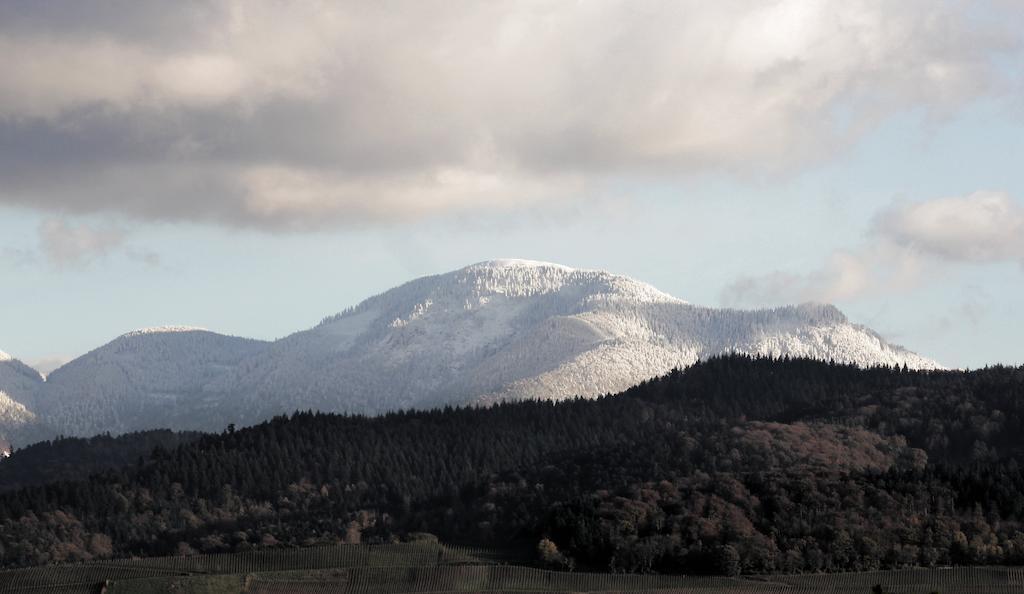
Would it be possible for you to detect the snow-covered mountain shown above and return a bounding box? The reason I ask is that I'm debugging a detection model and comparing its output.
[204,259,937,426]
[0,350,50,447]
[0,350,42,405]
[36,328,268,437]
[6,260,940,439]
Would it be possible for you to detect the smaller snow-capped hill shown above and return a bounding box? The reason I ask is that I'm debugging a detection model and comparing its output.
[0,351,53,446]
[0,351,43,409]
[37,328,268,436]
[0,350,43,395]
[207,260,939,423]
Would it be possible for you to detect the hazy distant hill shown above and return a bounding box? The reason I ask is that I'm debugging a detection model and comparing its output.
[35,328,267,437]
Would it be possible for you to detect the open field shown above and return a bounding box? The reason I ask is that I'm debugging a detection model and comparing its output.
[110,565,1024,594]
[0,543,1021,593]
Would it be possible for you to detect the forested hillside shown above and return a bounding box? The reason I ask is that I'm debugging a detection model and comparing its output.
[1,356,1022,575]
[0,430,203,491]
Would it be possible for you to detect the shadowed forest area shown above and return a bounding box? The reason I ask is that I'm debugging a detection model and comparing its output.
[1,356,1023,576]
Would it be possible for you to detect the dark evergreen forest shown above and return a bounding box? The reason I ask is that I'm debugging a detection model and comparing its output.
[1,356,1023,576]
[0,430,202,492]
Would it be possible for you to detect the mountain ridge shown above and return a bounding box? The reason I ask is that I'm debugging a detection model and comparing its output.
[0,260,940,442]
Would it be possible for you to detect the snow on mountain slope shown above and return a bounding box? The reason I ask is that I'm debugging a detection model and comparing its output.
[16,260,941,439]
[0,350,43,407]
[37,329,267,436]
[476,301,936,404]
[207,260,939,425]
[0,391,37,433]
[0,351,52,446]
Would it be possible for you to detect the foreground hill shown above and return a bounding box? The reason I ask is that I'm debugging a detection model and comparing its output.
[1,356,1021,575]
[2,260,940,439]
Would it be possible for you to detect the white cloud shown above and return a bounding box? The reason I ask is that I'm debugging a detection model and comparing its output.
[34,218,160,268]
[234,165,584,226]
[0,1,1019,228]
[721,248,913,307]
[872,191,1024,262]
[721,191,1023,307]
[37,218,127,267]
[0,3,334,118]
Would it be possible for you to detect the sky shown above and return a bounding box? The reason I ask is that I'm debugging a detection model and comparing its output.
[1,0,1023,371]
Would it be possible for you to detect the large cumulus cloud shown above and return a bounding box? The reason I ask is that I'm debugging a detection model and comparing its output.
[0,0,1019,229]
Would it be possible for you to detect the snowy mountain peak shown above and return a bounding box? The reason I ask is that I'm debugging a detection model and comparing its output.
[318,260,684,331]
[248,260,938,424]
[468,259,576,271]
[0,350,11,363]
[445,260,684,304]
[120,326,209,339]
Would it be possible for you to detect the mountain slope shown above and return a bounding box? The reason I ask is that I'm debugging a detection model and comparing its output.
[209,260,938,424]
[0,351,49,448]
[36,328,267,436]
[18,260,939,438]
[1,357,1021,572]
